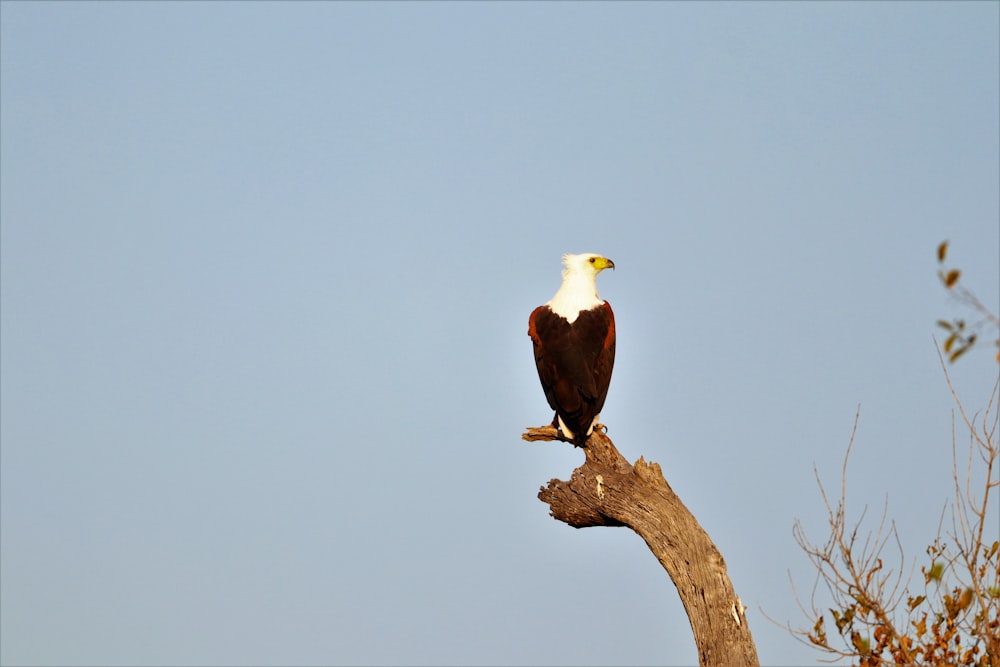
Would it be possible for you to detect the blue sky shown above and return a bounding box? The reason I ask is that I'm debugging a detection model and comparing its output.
[1,2,998,665]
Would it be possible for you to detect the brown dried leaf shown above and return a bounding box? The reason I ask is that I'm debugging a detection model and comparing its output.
[938,240,948,262]
[957,588,973,611]
[944,269,961,288]
[809,615,827,646]
[915,614,927,637]
[950,344,970,363]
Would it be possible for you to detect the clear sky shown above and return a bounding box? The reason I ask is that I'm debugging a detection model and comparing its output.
[1,2,998,665]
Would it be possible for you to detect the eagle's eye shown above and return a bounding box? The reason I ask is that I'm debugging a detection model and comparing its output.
[589,257,596,263]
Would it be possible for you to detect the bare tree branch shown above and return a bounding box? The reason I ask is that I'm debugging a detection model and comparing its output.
[524,425,759,667]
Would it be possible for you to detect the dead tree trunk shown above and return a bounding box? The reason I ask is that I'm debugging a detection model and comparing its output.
[524,425,759,667]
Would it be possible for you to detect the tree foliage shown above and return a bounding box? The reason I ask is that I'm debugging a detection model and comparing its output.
[783,242,1000,665]
[936,241,1000,364]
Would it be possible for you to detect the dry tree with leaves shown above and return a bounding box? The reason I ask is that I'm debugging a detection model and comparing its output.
[779,242,1000,666]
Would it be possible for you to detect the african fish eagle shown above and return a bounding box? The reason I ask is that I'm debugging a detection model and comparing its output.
[528,253,616,445]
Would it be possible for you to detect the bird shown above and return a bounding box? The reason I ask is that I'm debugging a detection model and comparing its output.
[528,253,616,445]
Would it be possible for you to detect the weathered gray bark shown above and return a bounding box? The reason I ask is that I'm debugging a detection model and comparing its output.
[524,425,759,667]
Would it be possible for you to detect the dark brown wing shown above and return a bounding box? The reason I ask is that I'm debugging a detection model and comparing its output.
[575,301,616,418]
[528,303,615,441]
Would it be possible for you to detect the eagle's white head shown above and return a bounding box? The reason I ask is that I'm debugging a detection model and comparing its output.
[547,252,615,322]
